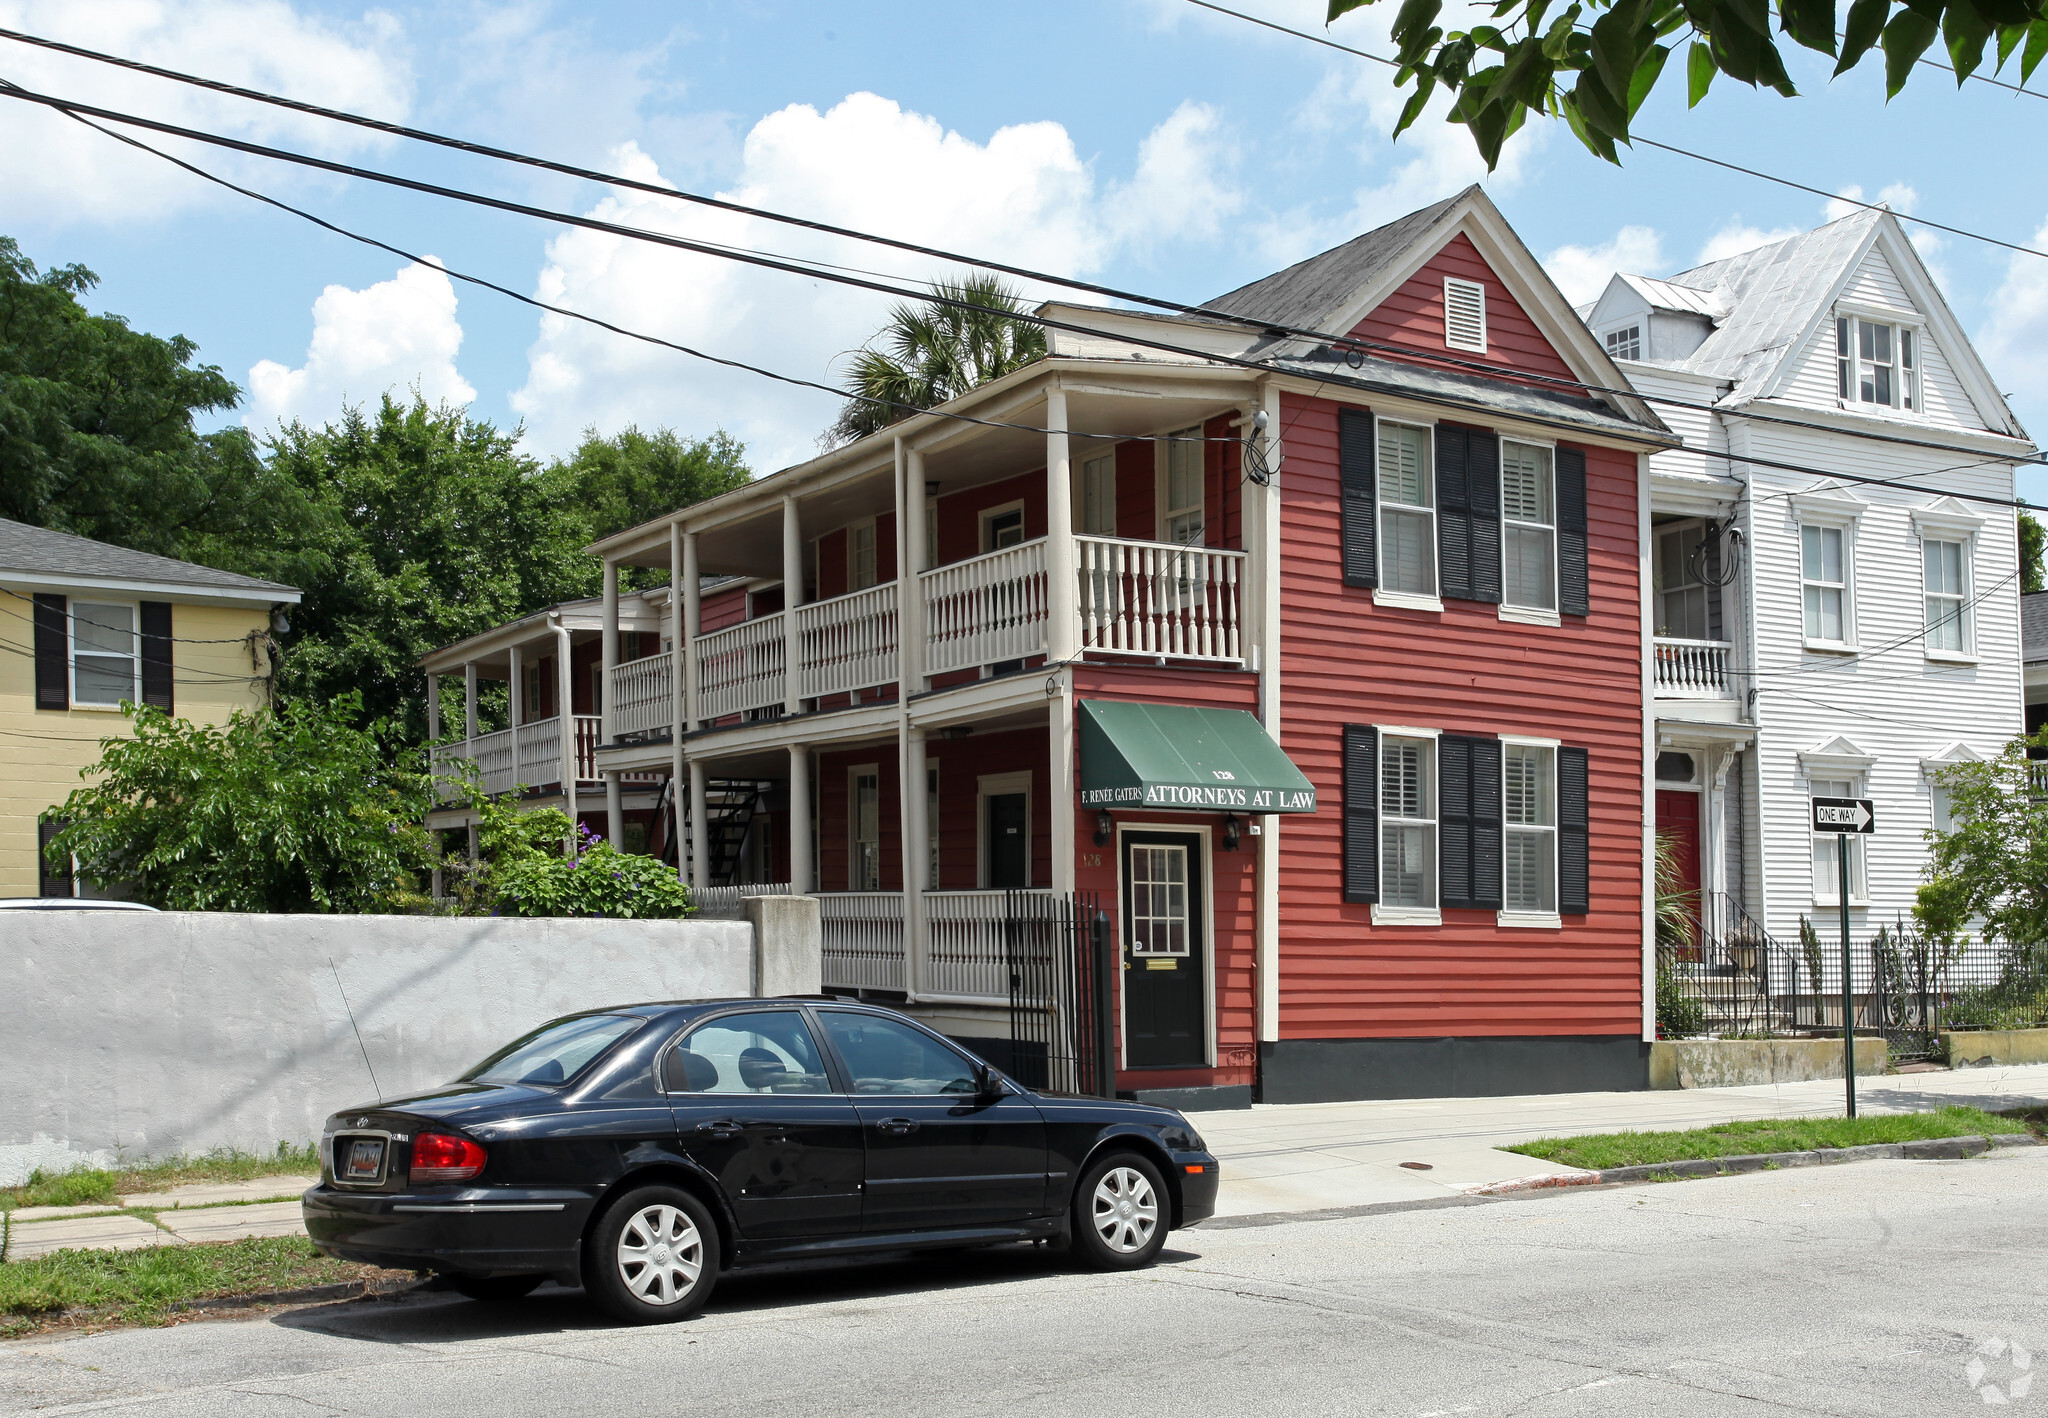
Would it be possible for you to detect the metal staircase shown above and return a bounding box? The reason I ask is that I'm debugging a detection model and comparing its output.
[656,778,775,887]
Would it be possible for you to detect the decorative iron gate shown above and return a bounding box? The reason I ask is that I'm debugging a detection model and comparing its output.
[1002,890,1115,1097]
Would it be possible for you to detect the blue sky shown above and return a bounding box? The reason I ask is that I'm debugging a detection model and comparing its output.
[3,0,2045,500]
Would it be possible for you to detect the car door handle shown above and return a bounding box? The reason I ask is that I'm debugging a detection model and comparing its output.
[695,1120,744,1141]
[876,1118,920,1136]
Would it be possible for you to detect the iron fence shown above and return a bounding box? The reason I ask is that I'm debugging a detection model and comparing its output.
[1659,929,2048,1059]
[1002,890,1114,1098]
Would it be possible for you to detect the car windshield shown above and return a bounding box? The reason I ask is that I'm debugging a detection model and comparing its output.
[461,1014,644,1087]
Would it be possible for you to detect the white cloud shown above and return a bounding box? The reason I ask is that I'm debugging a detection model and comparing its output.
[510,95,1243,470]
[0,0,410,225]
[1825,182,1920,223]
[1975,215,2048,425]
[1543,225,1666,308]
[1695,220,1805,266]
[247,259,474,429]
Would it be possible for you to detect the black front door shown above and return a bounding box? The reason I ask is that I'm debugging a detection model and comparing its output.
[664,1008,865,1240]
[986,792,1028,889]
[813,1009,1048,1231]
[1121,831,1207,1068]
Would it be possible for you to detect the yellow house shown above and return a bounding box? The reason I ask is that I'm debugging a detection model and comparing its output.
[0,517,302,899]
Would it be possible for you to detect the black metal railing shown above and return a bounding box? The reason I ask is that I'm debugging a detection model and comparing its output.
[1001,889,1114,1097]
[1659,928,2048,1059]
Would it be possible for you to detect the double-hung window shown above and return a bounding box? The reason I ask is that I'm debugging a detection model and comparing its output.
[1503,744,1557,913]
[1380,735,1437,909]
[1377,421,1435,596]
[1801,524,1848,644]
[1923,538,1970,653]
[1810,777,1867,904]
[1655,525,1710,639]
[1161,428,1204,546]
[1080,452,1117,536]
[851,768,881,891]
[849,521,878,592]
[1500,441,1556,611]
[1836,315,1919,413]
[70,602,138,707]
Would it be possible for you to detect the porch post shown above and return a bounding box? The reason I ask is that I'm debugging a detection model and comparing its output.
[1049,681,1075,897]
[1254,380,1284,1045]
[600,559,619,744]
[782,497,804,717]
[669,521,687,884]
[507,643,523,795]
[555,618,577,845]
[788,744,813,894]
[902,721,928,998]
[463,662,478,744]
[605,772,624,849]
[681,529,701,731]
[901,440,927,694]
[1044,382,1078,664]
[426,671,443,900]
[689,758,711,891]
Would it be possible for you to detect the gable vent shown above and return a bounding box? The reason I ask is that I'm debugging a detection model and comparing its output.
[1443,276,1488,353]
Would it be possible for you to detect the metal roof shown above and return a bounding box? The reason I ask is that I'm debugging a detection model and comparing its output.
[1616,273,1729,319]
[0,516,298,597]
[2024,590,2048,664]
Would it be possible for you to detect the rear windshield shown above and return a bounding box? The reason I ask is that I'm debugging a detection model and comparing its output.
[461,1014,644,1087]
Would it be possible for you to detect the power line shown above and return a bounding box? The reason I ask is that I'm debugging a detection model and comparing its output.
[1184,0,2048,264]
[0,585,275,645]
[11,74,2039,513]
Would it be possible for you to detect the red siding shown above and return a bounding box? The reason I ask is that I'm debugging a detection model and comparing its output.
[1352,233,1576,385]
[699,585,748,633]
[1274,390,1643,1041]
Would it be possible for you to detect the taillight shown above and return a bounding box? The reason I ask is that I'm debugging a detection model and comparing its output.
[410,1132,487,1183]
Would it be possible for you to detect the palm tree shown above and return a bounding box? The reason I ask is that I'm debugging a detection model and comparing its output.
[829,273,1046,444]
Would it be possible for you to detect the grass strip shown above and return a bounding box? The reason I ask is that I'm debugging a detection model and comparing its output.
[1505,1105,2032,1172]
[0,1144,320,1211]
[0,1235,390,1338]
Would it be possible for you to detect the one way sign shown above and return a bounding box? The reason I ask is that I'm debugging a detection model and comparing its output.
[1811,796,1875,834]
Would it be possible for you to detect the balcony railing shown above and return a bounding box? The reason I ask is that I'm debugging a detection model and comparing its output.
[1654,637,1735,699]
[696,611,787,720]
[433,714,605,799]
[1076,535,1244,662]
[798,581,899,699]
[922,538,1049,676]
[609,651,673,737]
[819,892,909,993]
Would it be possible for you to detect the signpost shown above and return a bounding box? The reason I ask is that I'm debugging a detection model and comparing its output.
[1810,796,1875,1117]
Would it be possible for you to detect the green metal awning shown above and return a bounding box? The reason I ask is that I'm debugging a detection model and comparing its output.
[1076,700,1317,814]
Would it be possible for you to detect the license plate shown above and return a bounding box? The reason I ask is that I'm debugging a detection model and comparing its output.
[343,1138,386,1181]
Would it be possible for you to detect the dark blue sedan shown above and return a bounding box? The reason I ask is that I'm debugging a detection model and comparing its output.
[303,998,1219,1322]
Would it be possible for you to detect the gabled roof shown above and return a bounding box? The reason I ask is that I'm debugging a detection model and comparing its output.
[2024,590,2048,664]
[1201,191,1466,331]
[0,516,299,601]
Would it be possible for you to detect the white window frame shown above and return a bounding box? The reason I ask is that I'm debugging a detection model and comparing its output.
[848,518,879,593]
[1921,743,1984,835]
[925,496,938,570]
[1372,415,1442,612]
[1443,276,1488,353]
[68,600,141,711]
[976,770,1033,889]
[1913,502,1986,665]
[1652,519,1713,641]
[1834,304,1923,416]
[1499,437,1559,624]
[1800,523,1850,649]
[1155,426,1205,547]
[1373,724,1441,926]
[979,501,1027,554]
[1807,773,1870,907]
[848,764,882,892]
[1919,535,1973,660]
[1498,734,1561,929]
[1791,491,1864,654]
[1604,325,1642,361]
[926,762,941,889]
[1078,450,1118,537]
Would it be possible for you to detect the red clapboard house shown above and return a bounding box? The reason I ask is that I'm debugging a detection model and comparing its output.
[423,186,1673,1107]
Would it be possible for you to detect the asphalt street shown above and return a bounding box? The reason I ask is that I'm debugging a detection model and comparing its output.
[5,1149,2046,1417]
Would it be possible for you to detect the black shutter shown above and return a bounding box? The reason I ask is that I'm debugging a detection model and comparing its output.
[1468,431,1503,605]
[1470,737,1503,910]
[38,819,74,899]
[1558,446,1589,617]
[1342,724,1380,903]
[1438,736,1472,908]
[1559,745,1590,914]
[1435,425,1471,599]
[33,594,67,711]
[140,601,173,713]
[1339,407,1377,588]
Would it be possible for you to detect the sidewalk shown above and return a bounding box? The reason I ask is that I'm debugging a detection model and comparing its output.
[1201,1062,2048,1218]
[2,1177,314,1262]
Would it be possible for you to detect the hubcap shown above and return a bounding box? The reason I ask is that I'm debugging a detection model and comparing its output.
[1091,1166,1159,1254]
[617,1204,703,1306]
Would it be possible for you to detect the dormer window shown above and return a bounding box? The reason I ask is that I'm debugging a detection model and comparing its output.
[1604,325,1641,361]
[1836,315,1919,412]
[1443,277,1487,353]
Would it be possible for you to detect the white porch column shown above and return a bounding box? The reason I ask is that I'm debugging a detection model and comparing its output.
[600,559,619,744]
[555,618,577,843]
[689,758,711,891]
[902,721,928,998]
[668,521,687,884]
[425,673,441,744]
[782,497,804,717]
[605,772,624,849]
[507,643,523,793]
[1254,380,1284,1044]
[681,529,701,730]
[1049,683,1075,898]
[788,744,813,894]
[1044,382,1078,664]
[426,671,443,899]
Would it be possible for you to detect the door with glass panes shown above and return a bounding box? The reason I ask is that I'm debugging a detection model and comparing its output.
[1120,831,1207,1068]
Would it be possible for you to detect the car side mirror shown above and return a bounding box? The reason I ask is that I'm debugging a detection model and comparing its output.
[975,1063,1005,1100]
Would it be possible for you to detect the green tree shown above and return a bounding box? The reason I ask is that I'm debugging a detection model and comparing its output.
[1921,728,2048,945]
[830,274,1046,444]
[2020,508,2044,594]
[42,694,434,913]
[553,424,752,544]
[1326,0,2048,167]
[0,236,314,558]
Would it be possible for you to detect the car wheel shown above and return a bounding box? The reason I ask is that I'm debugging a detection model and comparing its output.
[583,1185,720,1324]
[1070,1152,1168,1271]
[449,1274,544,1303]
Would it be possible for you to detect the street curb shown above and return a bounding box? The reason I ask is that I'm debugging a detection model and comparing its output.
[1468,1132,2041,1195]
[163,1275,421,1315]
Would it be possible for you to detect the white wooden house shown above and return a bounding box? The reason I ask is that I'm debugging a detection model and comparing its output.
[1582,207,2033,952]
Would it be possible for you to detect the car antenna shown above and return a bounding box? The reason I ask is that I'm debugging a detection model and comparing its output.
[329,957,384,1103]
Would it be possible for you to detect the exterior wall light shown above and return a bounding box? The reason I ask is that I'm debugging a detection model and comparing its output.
[1094,810,1113,846]
[1221,813,1242,852]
